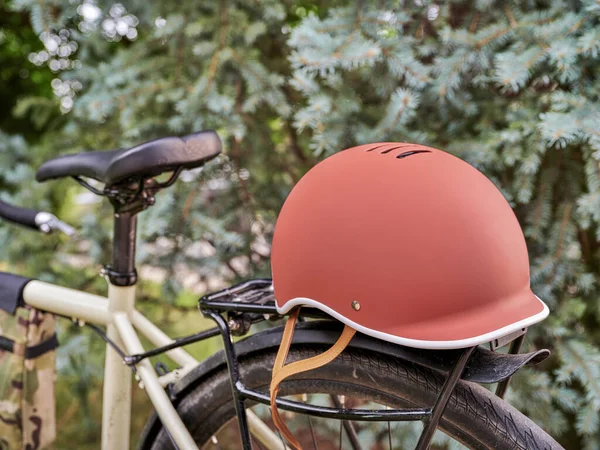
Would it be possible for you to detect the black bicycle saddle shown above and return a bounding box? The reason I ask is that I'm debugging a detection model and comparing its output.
[36,130,222,186]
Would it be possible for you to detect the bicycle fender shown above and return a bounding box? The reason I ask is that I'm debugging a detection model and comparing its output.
[216,321,549,384]
[137,320,549,449]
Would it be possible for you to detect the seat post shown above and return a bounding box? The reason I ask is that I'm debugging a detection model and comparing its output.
[107,212,138,286]
[101,211,138,449]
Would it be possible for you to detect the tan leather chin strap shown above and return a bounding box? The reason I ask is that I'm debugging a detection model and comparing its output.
[270,307,356,450]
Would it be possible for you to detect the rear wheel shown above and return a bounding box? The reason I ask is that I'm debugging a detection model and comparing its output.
[147,345,562,450]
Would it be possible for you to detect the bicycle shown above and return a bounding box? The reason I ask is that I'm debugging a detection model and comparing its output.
[0,131,563,450]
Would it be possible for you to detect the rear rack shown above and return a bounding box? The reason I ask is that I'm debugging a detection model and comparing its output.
[198,278,278,315]
[120,280,282,367]
[198,278,329,321]
[121,279,328,367]
[198,279,476,450]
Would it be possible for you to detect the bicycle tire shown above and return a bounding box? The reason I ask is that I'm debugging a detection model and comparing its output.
[145,344,563,450]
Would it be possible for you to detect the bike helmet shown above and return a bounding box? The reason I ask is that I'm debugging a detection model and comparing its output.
[271,142,548,350]
[269,142,549,448]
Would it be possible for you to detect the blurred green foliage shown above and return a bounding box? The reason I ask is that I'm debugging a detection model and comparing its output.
[1,0,600,448]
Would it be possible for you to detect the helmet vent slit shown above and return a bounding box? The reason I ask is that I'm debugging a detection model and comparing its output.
[364,145,431,158]
[380,144,411,155]
[365,144,387,152]
[396,150,431,159]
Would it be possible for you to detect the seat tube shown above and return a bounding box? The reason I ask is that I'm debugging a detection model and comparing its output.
[101,212,138,450]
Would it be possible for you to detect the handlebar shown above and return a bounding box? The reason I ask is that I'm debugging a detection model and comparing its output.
[0,199,39,230]
[0,199,76,236]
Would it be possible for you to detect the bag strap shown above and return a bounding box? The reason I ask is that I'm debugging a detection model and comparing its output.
[0,333,58,358]
[270,307,356,449]
[24,333,59,359]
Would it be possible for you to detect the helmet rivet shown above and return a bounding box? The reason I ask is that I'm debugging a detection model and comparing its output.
[351,301,361,311]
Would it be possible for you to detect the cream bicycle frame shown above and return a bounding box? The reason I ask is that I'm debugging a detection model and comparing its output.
[22,278,286,450]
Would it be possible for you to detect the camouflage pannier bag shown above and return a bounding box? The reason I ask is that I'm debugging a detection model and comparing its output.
[0,273,57,450]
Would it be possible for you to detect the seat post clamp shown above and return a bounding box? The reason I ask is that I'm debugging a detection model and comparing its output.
[102,265,138,287]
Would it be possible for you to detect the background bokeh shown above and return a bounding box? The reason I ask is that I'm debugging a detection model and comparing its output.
[1,0,599,448]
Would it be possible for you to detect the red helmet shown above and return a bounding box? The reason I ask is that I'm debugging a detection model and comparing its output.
[271,142,549,350]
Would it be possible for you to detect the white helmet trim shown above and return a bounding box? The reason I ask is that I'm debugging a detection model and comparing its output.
[276,295,549,350]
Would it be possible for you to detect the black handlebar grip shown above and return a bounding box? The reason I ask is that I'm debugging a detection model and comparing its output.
[0,199,40,230]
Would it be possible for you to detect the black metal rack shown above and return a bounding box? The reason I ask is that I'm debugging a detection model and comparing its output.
[198,279,475,450]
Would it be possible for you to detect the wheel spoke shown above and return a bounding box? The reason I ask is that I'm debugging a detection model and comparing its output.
[304,394,319,449]
[307,415,319,449]
[387,405,393,450]
[330,395,363,450]
[338,395,344,450]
